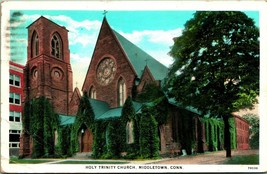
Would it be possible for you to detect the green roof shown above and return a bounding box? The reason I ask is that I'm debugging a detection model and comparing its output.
[167,97,211,117]
[97,107,122,120]
[89,99,142,120]
[132,101,143,114]
[59,99,144,124]
[113,30,169,81]
[89,99,110,119]
[95,100,143,120]
[59,114,76,126]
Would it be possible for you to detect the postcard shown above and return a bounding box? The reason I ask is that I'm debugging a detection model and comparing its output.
[1,0,266,173]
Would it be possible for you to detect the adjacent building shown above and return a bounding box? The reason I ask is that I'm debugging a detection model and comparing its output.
[9,61,24,156]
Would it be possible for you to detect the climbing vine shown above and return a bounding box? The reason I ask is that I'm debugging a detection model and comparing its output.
[121,97,139,159]
[23,97,59,158]
[71,92,95,154]
[92,120,107,158]
[56,125,72,157]
[139,107,160,159]
[201,116,237,152]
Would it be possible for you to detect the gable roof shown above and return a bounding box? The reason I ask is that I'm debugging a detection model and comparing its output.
[70,87,81,102]
[89,99,110,119]
[113,30,169,81]
[83,98,142,119]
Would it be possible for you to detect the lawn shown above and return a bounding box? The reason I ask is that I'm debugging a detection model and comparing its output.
[9,157,54,164]
[223,154,259,164]
[54,160,129,164]
[9,157,129,164]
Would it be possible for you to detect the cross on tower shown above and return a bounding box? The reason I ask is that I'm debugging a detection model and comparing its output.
[103,10,108,17]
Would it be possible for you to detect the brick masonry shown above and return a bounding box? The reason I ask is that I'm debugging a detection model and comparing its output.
[24,16,73,115]
[82,18,137,108]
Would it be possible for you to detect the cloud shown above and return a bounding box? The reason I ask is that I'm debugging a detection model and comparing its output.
[149,51,173,67]
[69,32,98,47]
[71,53,91,64]
[118,29,182,67]
[21,14,101,48]
[42,15,101,47]
[119,28,182,46]
[70,53,91,90]
[46,15,101,31]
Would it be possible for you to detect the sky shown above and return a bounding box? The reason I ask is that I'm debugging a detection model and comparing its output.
[8,10,259,91]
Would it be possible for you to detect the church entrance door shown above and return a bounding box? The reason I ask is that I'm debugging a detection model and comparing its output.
[80,128,93,152]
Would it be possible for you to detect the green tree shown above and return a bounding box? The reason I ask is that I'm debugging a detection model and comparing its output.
[167,11,259,157]
[136,83,169,125]
[243,114,259,149]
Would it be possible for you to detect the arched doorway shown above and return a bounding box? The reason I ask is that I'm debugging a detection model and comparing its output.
[79,126,93,152]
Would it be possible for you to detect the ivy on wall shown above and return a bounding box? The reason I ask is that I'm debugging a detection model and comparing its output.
[104,119,125,158]
[229,117,237,149]
[22,91,239,159]
[201,116,237,152]
[70,92,95,154]
[121,97,139,158]
[92,120,107,158]
[139,107,160,159]
[202,118,224,152]
[91,97,161,159]
[56,125,72,157]
[23,97,59,158]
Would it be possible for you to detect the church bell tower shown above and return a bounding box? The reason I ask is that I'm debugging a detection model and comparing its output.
[24,16,73,115]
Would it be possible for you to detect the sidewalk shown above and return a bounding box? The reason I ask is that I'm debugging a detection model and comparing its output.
[152,149,259,164]
[43,149,258,165]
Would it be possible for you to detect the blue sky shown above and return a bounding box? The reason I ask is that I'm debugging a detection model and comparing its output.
[9,10,259,90]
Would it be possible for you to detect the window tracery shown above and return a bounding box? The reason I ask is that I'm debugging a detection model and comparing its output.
[51,33,62,59]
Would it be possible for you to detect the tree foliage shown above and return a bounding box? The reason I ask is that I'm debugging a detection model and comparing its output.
[167,11,259,157]
[137,83,169,125]
[243,114,259,149]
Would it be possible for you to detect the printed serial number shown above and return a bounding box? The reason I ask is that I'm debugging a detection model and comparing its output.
[248,167,258,170]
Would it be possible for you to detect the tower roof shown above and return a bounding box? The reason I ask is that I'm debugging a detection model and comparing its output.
[27,16,68,31]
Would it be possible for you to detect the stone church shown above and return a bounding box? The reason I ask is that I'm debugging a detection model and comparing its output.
[19,16,249,158]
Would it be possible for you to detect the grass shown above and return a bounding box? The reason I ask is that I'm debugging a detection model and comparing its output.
[10,157,54,164]
[54,160,129,164]
[223,154,259,165]
[9,157,129,164]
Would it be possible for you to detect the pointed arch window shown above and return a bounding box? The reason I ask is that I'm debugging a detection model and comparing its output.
[32,31,39,57]
[89,86,96,99]
[126,121,134,144]
[51,33,62,59]
[118,78,126,106]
